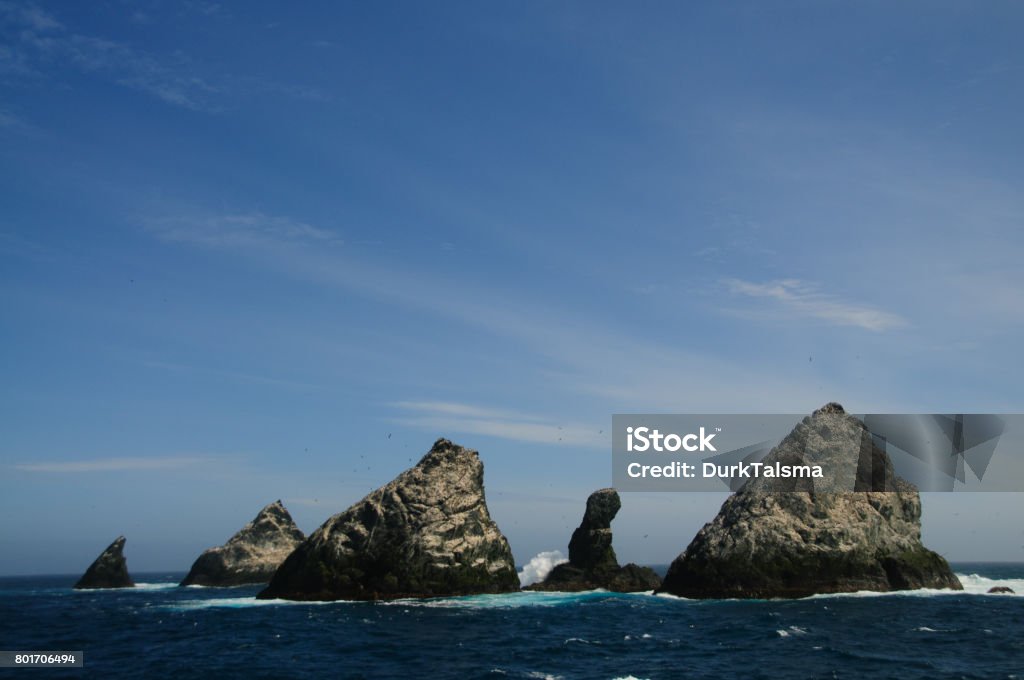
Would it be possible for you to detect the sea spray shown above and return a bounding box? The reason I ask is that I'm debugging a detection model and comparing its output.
[518,551,568,587]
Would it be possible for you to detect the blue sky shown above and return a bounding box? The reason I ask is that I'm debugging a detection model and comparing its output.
[2,1,1023,575]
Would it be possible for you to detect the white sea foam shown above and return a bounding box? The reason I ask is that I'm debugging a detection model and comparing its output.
[565,637,598,645]
[138,572,1022,611]
[160,596,341,611]
[653,573,1021,602]
[776,625,808,637]
[955,573,1024,595]
[801,574,1022,600]
[518,551,568,587]
[653,592,692,600]
[71,582,178,592]
[381,589,632,610]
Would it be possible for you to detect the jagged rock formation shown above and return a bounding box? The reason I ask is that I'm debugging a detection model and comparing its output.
[180,501,305,587]
[658,403,963,599]
[259,438,519,601]
[74,536,134,589]
[528,488,661,592]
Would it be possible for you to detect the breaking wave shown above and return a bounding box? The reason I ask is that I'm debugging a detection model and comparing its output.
[518,551,568,587]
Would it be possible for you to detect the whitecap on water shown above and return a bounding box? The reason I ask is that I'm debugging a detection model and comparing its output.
[157,597,341,611]
[70,582,178,592]
[955,573,1024,595]
[651,573,1021,602]
[380,589,638,610]
[777,625,807,637]
[564,637,598,645]
[799,574,1022,600]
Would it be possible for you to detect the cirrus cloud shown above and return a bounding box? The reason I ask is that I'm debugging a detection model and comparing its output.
[723,278,906,332]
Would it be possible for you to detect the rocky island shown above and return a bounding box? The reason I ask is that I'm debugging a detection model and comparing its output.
[74,536,134,589]
[180,500,305,587]
[658,403,963,599]
[528,488,661,592]
[258,438,519,601]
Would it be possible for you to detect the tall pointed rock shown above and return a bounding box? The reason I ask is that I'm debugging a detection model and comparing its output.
[657,403,963,599]
[259,438,519,601]
[74,536,134,589]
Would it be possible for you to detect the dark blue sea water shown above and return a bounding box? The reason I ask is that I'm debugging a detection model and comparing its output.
[1,564,1021,679]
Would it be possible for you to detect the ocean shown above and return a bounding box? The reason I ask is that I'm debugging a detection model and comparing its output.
[1,563,1021,679]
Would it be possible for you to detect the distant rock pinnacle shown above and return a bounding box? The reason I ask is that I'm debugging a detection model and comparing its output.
[529,488,661,592]
[180,500,305,587]
[74,536,134,589]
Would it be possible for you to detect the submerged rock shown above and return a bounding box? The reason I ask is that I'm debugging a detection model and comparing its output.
[180,500,305,587]
[658,403,963,599]
[987,586,1015,594]
[259,438,519,601]
[528,488,661,592]
[74,536,134,589]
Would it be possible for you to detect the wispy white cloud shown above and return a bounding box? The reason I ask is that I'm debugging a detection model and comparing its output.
[392,401,546,423]
[1,3,219,110]
[12,456,216,473]
[140,206,852,413]
[392,402,605,448]
[147,212,343,249]
[723,278,906,332]
[0,1,61,31]
[183,1,225,18]
[0,2,325,111]
[64,33,220,111]
[136,357,324,392]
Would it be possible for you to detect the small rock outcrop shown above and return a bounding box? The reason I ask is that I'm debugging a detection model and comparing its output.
[259,438,519,601]
[988,586,1015,594]
[74,536,134,589]
[528,488,661,592]
[180,501,305,587]
[658,403,963,599]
